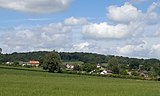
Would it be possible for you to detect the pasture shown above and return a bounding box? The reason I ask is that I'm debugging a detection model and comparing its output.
[0,66,160,96]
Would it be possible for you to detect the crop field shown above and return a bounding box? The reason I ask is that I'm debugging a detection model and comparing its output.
[0,66,160,96]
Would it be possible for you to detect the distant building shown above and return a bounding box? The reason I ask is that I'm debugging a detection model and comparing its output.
[140,71,149,78]
[28,61,40,67]
[66,64,74,69]
[6,62,13,65]
[100,70,112,75]
[19,61,40,67]
[19,61,28,66]
[97,63,101,68]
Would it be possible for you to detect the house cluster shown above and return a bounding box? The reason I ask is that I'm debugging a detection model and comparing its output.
[94,64,149,78]
[19,60,40,67]
[65,64,74,70]
[65,63,113,75]
[97,64,113,75]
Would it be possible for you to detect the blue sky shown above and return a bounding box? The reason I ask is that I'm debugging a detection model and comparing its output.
[0,0,160,59]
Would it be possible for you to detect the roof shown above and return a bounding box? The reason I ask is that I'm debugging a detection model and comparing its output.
[29,61,39,64]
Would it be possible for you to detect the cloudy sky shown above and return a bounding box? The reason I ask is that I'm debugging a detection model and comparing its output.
[0,0,160,59]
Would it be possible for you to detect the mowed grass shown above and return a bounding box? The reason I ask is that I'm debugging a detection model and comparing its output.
[0,67,160,96]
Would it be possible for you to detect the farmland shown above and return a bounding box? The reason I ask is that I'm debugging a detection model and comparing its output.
[0,66,160,96]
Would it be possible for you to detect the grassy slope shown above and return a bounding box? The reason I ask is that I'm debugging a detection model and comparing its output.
[0,67,160,96]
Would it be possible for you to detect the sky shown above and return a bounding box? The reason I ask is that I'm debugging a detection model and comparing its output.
[0,0,160,59]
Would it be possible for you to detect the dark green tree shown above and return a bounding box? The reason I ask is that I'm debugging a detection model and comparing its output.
[42,51,62,73]
[108,57,120,74]
[82,63,96,72]
[129,60,140,70]
[73,64,82,71]
[0,48,2,54]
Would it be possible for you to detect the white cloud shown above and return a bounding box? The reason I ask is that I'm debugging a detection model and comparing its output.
[82,23,129,39]
[150,44,160,58]
[145,2,160,25]
[147,2,160,13]
[116,41,148,58]
[154,28,160,36]
[107,2,160,25]
[0,22,72,53]
[42,23,71,34]
[0,0,72,14]
[82,22,144,39]
[107,3,143,24]
[73,42,90,52]
[0,2,160,59]
[0,16,89,53]
[64,17,88,25]
[151,44,160,52]
[82,2,160,40]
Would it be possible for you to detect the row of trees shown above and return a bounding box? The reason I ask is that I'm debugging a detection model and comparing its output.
[0,51,107,63]
[42,51,160,78]
[0,51,160,77]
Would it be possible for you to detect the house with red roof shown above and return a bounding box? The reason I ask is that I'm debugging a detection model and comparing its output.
[28,60,40,67]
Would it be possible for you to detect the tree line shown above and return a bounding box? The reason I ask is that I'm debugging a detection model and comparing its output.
[0,51,160,77]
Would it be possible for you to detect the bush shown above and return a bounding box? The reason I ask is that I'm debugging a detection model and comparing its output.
[121,70,129,75]
[131,71,140,76]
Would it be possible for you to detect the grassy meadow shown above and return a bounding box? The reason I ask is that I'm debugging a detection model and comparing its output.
[0,66,160,96]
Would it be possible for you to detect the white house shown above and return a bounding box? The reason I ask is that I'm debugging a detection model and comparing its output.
[66,64,74,69]
[97,63,101,68]
[100,70,112,75]
[100,70,107,75]
[6,62,13,65]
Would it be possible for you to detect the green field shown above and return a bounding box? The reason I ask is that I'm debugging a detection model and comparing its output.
[0,67,160,96]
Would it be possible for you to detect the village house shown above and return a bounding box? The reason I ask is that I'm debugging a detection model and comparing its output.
[28,61,40,67]
[6,62,13,65]
[19,61,28,66]
[19,60,40,67]
[66,64,74,69]
[140,71,149,78]
[100,70,112,75]
[96,63,101,68]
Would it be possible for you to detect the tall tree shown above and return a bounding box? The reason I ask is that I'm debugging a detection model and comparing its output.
[42,51,62,72]
[108,57,120,74]
[0,48,2,54]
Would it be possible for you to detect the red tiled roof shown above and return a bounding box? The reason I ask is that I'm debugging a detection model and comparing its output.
[29,61,39,64]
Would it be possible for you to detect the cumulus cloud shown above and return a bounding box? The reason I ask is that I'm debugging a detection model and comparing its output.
[147,2,160,13]
[72,42,90,52]
[82,2,160,40]
[64,17,88,25]
[116,40,160,59]
[82,3,146,40]
[0,1,160,59]
[150,44,160,58]
[82,23,129,39]
[151,44,160,52]
[82,22,144,39]
[154,28,160,36]
[0,22,72,53]
[0,0,72,14]
[116,41,149,58]
[107,2,160,25]
[145,2,160,25]
[107,3,143,24]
